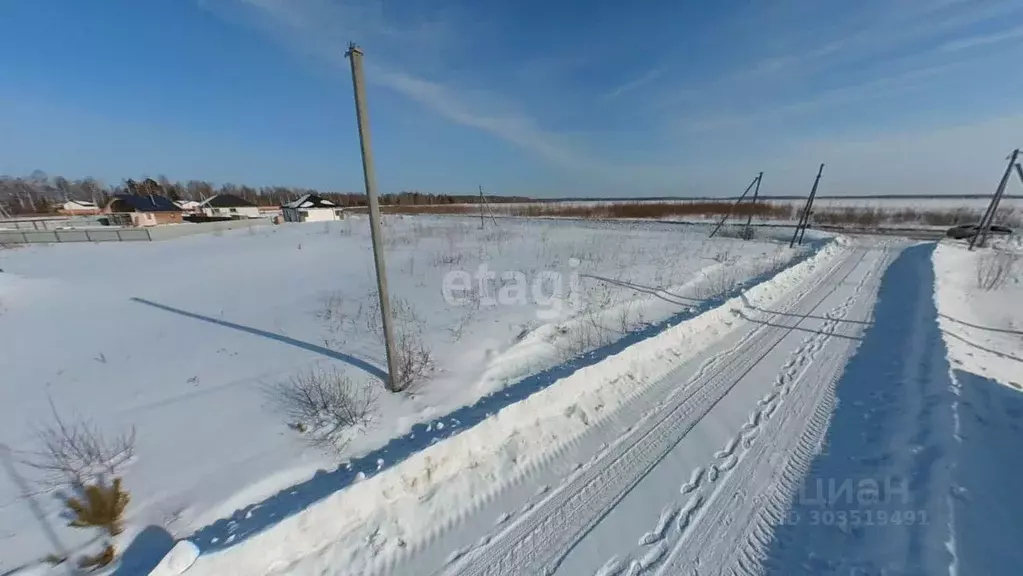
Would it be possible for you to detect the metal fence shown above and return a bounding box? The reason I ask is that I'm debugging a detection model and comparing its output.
[0,215,113,230]
[0,218,272,244]
[0,228,151,243]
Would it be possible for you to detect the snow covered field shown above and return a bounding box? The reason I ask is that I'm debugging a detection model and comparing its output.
[935,236,1023,391]
[391,196,1023,230]
[933,236,1023,575]
[179,234,1021,576]
[6,214,1020,576]
[0,216,809,573]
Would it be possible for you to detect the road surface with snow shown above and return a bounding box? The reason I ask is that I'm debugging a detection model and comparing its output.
[424,240,894,576]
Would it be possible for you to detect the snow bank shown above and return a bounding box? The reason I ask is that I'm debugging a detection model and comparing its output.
[934,236,1023,574]
[187,237,847,575]
[933,237,1023,391]
[148,540,199,576]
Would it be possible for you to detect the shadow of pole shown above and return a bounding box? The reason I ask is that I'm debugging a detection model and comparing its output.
[0,444,73,575]
[939,313,1023,337]
[580,273,705,307]
[129,297,387,381]
[739,292,874,326]
[736,311,865,341]
[941,329,1023,363]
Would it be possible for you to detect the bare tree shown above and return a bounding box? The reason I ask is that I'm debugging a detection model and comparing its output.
[25,400,136,489]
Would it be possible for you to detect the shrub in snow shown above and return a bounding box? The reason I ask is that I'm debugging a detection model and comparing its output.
[26,400,135,489]
[715,224,757,240]
[394,332,434,391]
[65,477,130,536]
[391,298,435,391]
[976,250,1018,291]
[274,367,377,453]
[314,290,434,391]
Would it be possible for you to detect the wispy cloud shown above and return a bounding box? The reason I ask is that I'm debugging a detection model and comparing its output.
[370,68,600,172]
[205,0,1023,196]
[671,0,1023,97]
[603,69,660,101]
[940,23,1023,52]
[672,61,959,135]
[211,0,601,174]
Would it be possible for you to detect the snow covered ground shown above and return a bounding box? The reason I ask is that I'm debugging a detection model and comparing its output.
[183,234,856,576]
[933,235,1023,574]
[8,214,1017,576]
[934,236,1023,392]
[178,234,1023,576]
[0,216,810,573]
[765,236,1023,575]
[396,196,1023,231]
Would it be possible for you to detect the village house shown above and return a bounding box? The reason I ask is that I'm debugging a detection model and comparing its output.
[174,200,202,213]
[197,194,261,219]
[59,200,101,216]
[105,194,183,227]
[281,194,345,222]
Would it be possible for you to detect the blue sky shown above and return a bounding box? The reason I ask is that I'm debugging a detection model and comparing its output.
[2,0,1023,197]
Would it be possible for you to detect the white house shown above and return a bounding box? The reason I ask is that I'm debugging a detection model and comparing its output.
[60,200,100,215]
[198,194,261,219]
[282,194,345,222]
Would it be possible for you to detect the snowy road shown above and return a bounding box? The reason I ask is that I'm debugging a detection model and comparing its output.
[359,239,900,576]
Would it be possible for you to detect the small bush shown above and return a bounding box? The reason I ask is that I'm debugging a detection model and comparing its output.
[274,367,377,453]
[715,224,757,240]
[976,251,1018,291]
[65,477,130,536]
[390,298,434,391]
[432,250,465,266]
[27,400,135,488]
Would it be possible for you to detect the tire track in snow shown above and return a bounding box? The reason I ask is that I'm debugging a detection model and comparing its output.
[386,248,855,576]
[443,247,869,576]
[655,245,891,576]
[598,248,883,574]
[399,246,853,576]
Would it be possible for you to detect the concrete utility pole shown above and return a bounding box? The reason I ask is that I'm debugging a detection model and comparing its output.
[791,163,825,248]
[479,185,485,229]
[710,172,762,239]
[346,42,399,391]
[744,171,763,237]
[798,163,825,246]
[478,185,497,228]
[970,148,1020,251]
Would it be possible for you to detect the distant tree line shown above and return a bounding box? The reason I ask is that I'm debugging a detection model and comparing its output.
[0,170,533,216]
